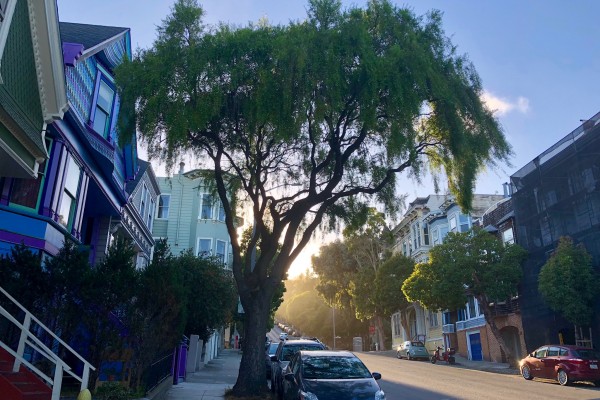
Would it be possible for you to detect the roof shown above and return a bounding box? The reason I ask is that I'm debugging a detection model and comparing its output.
[126,159,150,194]
[59,22,128,51]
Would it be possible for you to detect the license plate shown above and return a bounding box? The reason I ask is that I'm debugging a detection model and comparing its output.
[590,364,598,369]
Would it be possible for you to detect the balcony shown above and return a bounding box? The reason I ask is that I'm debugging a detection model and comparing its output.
[456,315,486,331]
[442,324,455,334]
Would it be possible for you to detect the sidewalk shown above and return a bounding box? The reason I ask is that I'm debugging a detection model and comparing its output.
[166,349,241,400]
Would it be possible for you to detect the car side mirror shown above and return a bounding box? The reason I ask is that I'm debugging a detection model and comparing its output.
[529,353,534,358]
[372,372,382,380]
[284,373,296,383]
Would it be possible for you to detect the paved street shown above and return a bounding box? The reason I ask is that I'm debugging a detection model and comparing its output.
[358,352,600,400]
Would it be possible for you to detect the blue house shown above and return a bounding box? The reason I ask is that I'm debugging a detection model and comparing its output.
[0,22,142,264]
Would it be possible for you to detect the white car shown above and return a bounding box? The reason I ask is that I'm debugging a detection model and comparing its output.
[279,332,288,340]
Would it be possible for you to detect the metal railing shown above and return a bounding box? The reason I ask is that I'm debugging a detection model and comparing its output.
[0,286,95,400]
[455,315,486,331]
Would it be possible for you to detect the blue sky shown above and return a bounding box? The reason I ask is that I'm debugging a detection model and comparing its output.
[57,0,600,276]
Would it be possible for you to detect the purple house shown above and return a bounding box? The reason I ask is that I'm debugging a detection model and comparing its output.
[0,22,144,265]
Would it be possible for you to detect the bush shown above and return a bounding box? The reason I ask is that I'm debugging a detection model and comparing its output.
[94,383,132,400]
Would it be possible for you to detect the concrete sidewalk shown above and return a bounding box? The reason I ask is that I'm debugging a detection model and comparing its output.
[166,349,241,400]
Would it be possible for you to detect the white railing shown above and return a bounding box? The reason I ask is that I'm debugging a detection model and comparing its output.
[442,323,455,334]
[455,315,486,331]
[0,286,95,400]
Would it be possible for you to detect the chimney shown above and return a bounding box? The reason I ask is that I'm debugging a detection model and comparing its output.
[502,182,512,198]
[179,162,185,175]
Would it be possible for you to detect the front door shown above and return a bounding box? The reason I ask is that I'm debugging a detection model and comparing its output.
[468,332,482,361]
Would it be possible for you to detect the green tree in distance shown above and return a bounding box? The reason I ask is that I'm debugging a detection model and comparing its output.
[538,236,599,333]
[403,228,527,366]
[116,0,511,394]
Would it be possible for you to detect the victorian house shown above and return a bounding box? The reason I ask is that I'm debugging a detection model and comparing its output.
[390,193,505,361]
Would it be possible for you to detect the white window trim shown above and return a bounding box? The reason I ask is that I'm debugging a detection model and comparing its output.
[156,193,171,219]
[199,193,214,220]
[216,239,227,264]
[197,237,213,257]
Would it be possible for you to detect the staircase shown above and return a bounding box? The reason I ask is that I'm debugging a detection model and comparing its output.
[0,347,51,400]
[0,286,96,400]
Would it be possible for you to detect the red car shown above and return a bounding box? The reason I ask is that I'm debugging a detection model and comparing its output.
[520,345,600,386]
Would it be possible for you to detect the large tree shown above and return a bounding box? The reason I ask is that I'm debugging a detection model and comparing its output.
[402,229,527,365]
[116,0,510,395]
[538,236,599,331]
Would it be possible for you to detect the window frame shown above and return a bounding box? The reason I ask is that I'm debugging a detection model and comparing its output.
[216,239,227,264]
[199,193,214,220]
[58,154,81,230]
[197,237,213,257]
[8,139,53,211]
[89,71,117,140]
[157,194,171,219]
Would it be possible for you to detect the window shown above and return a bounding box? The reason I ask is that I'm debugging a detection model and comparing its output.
[157,194,170,219]
[442,311,451,325]
[534,347,547,358]
[197,238,212,257]
[428,310,439,327]
[432,228,440,246]
[439,226,449,243]
[218,202,226,222]
[467,296,479,319]
[458,214,470,232]
[423,223,429,245]
[449,215,457,232]
[502,228,514,245]
[92,79,115,138]
[147,198,155,229]
[412,222,421,249]
[216,240,226,264]
[140,184,147,220]
[58,155,81,228]
[392,313,401,337]
[200,194,213,219]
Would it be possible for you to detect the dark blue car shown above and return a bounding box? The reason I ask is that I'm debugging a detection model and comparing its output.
[282,350,385,400]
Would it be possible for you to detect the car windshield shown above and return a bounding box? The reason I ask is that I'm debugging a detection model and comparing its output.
[282,344,323,361]
[573,349,600,360]
[302,356,372,380]
[410,342,425,347]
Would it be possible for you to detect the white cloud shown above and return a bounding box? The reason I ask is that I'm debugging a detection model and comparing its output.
[481,91,530,116]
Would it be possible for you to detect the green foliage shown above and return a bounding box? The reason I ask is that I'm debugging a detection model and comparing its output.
[0,244,46,313]
[94,382,132,400]
[538,236,599,327]
[402,228,527,311]
[116,0,510,394]
[374,254,415,317]
[178,250,238,340]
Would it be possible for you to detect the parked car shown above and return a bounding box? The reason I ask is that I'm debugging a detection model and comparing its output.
[279,332,288,340]
[270,339,326,398]
[282,350,385,400]
[520,345,600,386]
[266,342,280,379]
[396,341,429,361]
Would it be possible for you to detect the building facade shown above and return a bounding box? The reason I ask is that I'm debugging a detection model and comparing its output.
[511,112,600,351]
[390,193,506,361]
[152,165,236,268]
[0,21,145,268]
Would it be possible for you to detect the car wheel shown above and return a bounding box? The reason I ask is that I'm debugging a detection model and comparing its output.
[407,352,412,361]
[397,351,401,359]
[521,365,533,380]
[557,369,570,386]
[430,356,437,364]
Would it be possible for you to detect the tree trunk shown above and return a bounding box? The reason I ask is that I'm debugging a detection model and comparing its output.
[230,289,271,397]
[478,298,518,368]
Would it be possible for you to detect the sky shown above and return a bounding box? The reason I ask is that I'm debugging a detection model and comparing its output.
[57,0,600,277]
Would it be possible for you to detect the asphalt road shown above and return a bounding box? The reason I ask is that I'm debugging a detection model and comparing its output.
[357,352,600,400]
